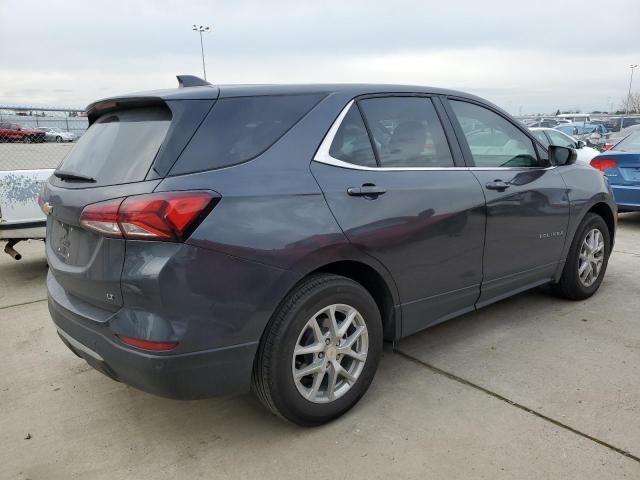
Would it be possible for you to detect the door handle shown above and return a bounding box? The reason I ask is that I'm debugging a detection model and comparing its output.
[347,185,387,197]
[485,179,510,191]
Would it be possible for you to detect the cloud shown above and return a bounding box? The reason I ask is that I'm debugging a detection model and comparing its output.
[1,0,639,113]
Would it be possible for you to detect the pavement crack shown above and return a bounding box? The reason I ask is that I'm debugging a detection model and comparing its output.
[0,298,47,311]
[394,349,640,464]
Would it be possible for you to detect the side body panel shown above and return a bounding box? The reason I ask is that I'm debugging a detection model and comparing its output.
[311,162,486,337]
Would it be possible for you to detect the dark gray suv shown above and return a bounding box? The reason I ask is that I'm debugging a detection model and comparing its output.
[42,77,616,425]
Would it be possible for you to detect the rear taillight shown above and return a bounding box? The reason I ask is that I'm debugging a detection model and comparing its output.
[590,158,618,172]
[79,191,218,241]
[117,335,178,351]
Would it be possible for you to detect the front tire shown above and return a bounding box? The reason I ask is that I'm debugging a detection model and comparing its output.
[252,274,383,426]
[23,136,32,144]
[552,213,611,300]
[56,136,62,143]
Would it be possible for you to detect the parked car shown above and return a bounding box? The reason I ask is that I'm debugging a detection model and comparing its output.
[530,127,600,164]
[526,118,563,128]
[556,113,591,124]
[590,131,640,212]
[603,116,640,133]
[0,168,52,259]
[35,127,77,143]
[554,124,609,149]
[42,76,616,426]
[604,124,640,150]
[0,122,46,143]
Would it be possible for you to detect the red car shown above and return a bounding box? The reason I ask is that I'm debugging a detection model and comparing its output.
[0,122,46,143]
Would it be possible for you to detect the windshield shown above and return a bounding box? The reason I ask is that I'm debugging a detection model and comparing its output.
[614,131,640,152]
[56,106,171,186]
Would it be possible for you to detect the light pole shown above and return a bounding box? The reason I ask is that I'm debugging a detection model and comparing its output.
[627,64,638,114]
[192,25,211,80]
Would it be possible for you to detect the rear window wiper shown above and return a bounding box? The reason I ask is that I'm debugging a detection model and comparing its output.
[53,171,96,182]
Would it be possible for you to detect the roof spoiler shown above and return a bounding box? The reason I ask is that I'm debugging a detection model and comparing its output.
[176,75,212,88]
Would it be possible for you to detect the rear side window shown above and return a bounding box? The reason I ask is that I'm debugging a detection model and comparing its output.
[171,94,324,175]
[57,107,170,186]
[358,97,454,168]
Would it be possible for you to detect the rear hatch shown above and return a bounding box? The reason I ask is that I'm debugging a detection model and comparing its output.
[44,94,216,311]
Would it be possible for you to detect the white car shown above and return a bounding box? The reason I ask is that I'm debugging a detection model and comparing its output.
[0,169,52,259]
[529,127,600,165]
[35,127,77,143]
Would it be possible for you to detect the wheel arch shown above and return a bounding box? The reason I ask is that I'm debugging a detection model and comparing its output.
[586,201,615,244]
[310,260,399,342]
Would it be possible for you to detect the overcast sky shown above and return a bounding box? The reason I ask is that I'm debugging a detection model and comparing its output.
[1,0,639,114]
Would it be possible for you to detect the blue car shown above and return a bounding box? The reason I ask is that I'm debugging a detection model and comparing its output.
[591,131,640,211]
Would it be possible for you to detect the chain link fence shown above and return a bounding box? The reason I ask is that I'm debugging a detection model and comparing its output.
[0,106,88,171]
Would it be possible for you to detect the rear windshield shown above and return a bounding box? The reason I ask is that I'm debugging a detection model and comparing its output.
[56,106,171,185]
[170,94,324,175]
[614,131,640,151]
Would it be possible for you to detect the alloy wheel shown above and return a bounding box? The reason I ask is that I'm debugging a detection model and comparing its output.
[578,228,605,287]
[292,304,368,404]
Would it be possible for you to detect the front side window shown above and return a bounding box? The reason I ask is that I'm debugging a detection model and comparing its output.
[546,129,576,148]
[450,100,543,168]
[328,104,377,167]
[358,97,454,168]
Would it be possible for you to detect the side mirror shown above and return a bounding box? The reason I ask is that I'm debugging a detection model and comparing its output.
[576,140,586,149]
[549,145,577,166]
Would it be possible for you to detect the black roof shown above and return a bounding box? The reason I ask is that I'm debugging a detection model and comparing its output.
[86,78,498,118]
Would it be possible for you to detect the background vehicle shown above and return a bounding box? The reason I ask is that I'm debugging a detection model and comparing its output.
[0,122,46,143]
[42,77,616,426]
[590,131,640,211]
[603,116,640,133]
[530,127,600,164]
[554,123,609,150]
[604,124,640,150]
[0,168,51,259]
[556,113,591,124]
[35,127,77,142]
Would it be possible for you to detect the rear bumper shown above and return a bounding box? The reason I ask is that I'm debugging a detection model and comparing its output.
[611,185,640,211]
[48,279,259,400]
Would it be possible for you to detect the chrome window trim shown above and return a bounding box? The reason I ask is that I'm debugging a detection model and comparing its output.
[313,100,555,172]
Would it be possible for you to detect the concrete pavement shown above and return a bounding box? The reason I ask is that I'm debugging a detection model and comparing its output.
[1,216,639,479]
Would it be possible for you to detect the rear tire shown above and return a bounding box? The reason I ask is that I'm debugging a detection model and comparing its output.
[252,274,383,426]
[56,136,62,143]
[552,213,610,300]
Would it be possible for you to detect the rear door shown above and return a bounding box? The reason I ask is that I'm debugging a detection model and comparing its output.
[311,95,486,337]
[444,98,570,306]
[43,102,193,311]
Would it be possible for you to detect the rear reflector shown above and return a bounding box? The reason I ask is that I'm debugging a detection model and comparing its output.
[117,335,178,351]
[590,158,618,172]
[79,191,218,241]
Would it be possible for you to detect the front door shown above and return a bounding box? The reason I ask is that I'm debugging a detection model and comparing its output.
[445,98,570,306]
[311,95,486,337]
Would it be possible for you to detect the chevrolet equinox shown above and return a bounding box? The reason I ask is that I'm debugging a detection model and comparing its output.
[42,76,616,425]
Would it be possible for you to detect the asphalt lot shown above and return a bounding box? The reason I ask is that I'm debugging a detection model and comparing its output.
[0,143,73,171]
[1,215,639,479]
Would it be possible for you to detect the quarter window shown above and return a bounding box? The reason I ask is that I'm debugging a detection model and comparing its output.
[358,97,454,168]
[328,104,377,167]
[450,100,544,168]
